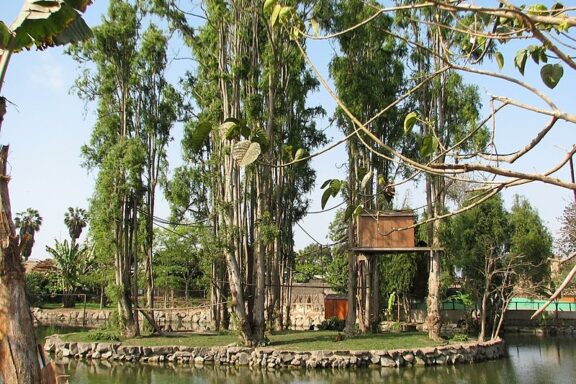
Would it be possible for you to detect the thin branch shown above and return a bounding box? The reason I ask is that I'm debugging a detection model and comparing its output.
[531,263,576,319]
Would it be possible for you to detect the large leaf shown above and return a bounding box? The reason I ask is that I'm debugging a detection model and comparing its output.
[63,0,93,13]
[495,52,504,71]
[270,4,282,27]
[251,126,270,152]
[404,112,418,134]
[540,63,564,89]
[320,179,332,189]
[0,22,11,49]
[361,169,372,190]
[4,0,93,52]
[420,134,439,157]
[189,121,212,154]
[294,148,305,161]
[263,0,277,15]
[321,187,332,210]
[232,141,261,167]
[514,49,528,75]
[219,118,240,140]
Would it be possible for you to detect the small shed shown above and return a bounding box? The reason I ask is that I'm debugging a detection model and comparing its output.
[324,295,348,320]
[356,211,415,249]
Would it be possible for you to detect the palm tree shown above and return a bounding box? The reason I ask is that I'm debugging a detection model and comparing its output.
[64,207,88,244]
[14,208,42,261]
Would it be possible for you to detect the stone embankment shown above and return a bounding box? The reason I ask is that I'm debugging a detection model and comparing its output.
[45,336,505,369]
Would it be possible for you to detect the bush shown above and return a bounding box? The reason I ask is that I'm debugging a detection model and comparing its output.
[318,316,346,331]
[389,321,402,333]
[450,333,469,342]
[25,272,58,307]
[85,328,120,342]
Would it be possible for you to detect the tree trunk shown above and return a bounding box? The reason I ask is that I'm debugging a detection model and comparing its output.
[0,145,42,384]
[100,284,107,309]
[426,249,442,340]
[345,251,358,336]
[479,290,489,342]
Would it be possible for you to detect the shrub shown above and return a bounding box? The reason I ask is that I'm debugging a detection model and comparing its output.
[85,328,120,342]
[451,333,469,342]
[318,316,346,331]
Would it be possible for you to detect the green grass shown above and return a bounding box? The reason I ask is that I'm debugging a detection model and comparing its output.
[40,302,110,310]
[59,330,443,351]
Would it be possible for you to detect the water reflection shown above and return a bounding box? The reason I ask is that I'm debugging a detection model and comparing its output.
[57,335,576,384]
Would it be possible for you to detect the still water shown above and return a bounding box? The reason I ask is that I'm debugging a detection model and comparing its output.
[52,334,575,384]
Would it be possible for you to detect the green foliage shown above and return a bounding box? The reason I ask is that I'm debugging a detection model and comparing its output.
[388,321,402,333]
[320,179,346,210]
[318,316,346,331]
[509,195,552,287]
[46,239,91,296]
[294,243,331,283]
[540,63,564,89]
[15,208,43,260]
[450,333,469,342]
[154,226,209,294]
[0,0,92,53]
[404,112,418,134]
[443,194,510,297]
[85,328,121,342]
[325,209,349,293]
[25,272,58,307]
[64,207,88,242]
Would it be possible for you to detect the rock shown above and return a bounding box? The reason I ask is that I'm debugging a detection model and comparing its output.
[381,356,396,368]
[435,354,448,365]
[44,338,56,352]
[78,343,91,355]
[148,356,160,363]
[194,356,205,365]
[173,351,192,359]
[102,351,113,360]
[281,353,294,363]
[415,356,427,366]
[403,353,415,364]
[95,343,111,354]
[151,346,173,355]
[236,352,250,366]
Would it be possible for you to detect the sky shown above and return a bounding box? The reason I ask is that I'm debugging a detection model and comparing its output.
[0,1,574,260]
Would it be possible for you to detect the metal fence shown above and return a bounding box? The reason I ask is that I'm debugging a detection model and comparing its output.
[410,298,576,312]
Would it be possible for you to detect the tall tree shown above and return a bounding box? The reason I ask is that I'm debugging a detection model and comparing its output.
[71,0,178,337]
[445,194,551,340]
[444,194,510,341]
[154,0,326,344]
[64,206,88,245]
[327,0,408,334]
[136,23,181,322]
[0,1,92,382]
[14,208,43,261]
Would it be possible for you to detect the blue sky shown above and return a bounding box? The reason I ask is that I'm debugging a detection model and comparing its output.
[0,1,574,259]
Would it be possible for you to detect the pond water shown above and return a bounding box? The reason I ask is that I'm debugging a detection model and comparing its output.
[49,333,575,384]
